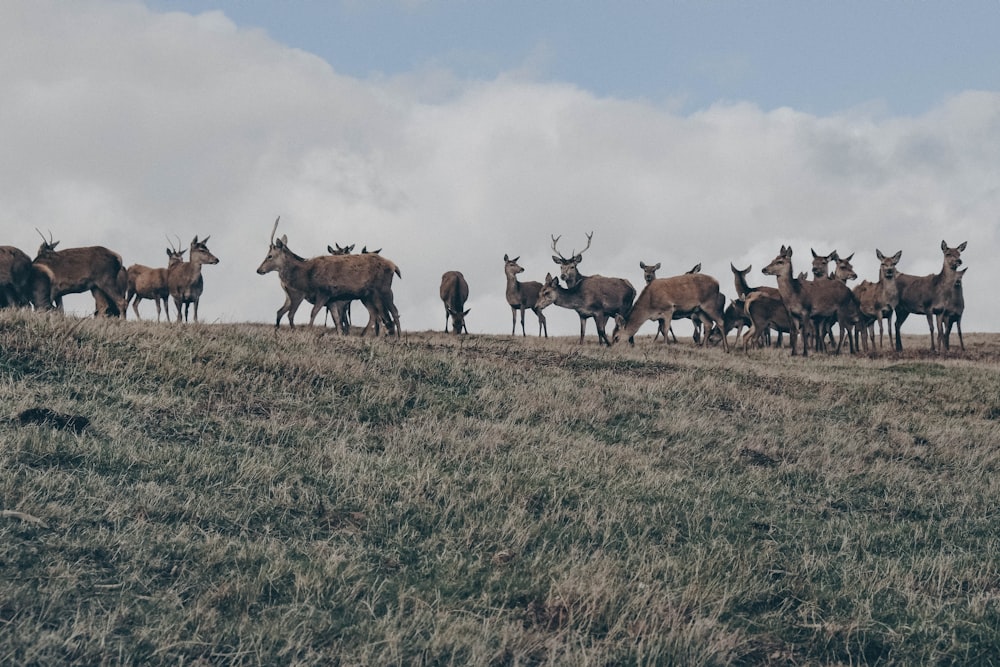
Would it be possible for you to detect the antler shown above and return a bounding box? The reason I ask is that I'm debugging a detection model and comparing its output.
[269,216,280,245]
[579,231,593,258]
[550,234,567,261]
[166,234,178,252]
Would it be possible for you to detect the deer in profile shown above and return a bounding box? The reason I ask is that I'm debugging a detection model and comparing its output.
[30,229,128,317]
[257,217,401,336]
[126,243,187,321]
[741,290,795,352]
[894,240,966,352]
[0,246,34,308]
[504,254,547,337]
[166,236,219,323]
[440,271,470,334]
[541,233,635,345]
[940,267,967,352]
[852,249,902,351]
[612,272,729,351]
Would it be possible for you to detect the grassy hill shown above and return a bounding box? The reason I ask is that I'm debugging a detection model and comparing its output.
[2,312,999,665]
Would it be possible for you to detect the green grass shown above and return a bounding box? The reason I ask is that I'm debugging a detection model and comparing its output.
[2,311,999,665]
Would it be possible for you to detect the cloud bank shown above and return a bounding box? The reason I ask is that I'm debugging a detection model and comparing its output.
[3,1,997,335]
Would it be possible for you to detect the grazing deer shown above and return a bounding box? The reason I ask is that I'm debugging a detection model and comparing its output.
[167,236,219,323]
[30,230,128,317]
[126,245,187,321]
[742,291,795,353]
[503,254,547,337]
[612,272,729,350]
[941,267,966,352]
[440,271,470,334]
[0,246,34,308]
[257,218,402,337]
[894,240,966,352]
[852,249,902,350]
[543,233,635,345]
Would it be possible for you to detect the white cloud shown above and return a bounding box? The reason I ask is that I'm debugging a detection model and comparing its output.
[1,0,997,336]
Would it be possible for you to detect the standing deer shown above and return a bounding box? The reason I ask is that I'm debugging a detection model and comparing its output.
[731,263,784,347]
[742,290,795,353]
[611,272,729,351]
[167,236,219,323]
[325,243,356,334]
[257,218,401,337]
[852,249,902,350]
[543,233,635,345]
[641,261,704,343]
[941,267,967,352]
[504,254,547,337]
[126,245,187,321]
[440,271,470,334]
[762,246,866,356]
[894,240,966,352]
[30,230,127,317]
[0,246,33,308]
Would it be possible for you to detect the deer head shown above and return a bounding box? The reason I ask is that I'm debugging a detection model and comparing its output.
[942,240,966,270]
[329,243,354,255]
[639,261,660,284]
[551,232,592,288]
[875,249,902,280]
[35,228,59,256]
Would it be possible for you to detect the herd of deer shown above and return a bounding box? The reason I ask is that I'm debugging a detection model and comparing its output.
[0,222,968,357]
[0,230,219,322]
[503,233,967,355]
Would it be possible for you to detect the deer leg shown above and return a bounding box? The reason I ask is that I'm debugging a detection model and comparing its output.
[132,296,143,320]
[925,312,937,352]
[578,315,588,344]
[534,308,547,338]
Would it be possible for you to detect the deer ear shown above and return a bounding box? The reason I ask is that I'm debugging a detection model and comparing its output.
[941,240,948,251]
[573,254,582,263]
[639,261,646,269]
[958,241,967,252]
[654,263,661,271]
[551,255,562,264]
[463,308,471,316]
[876,249,884,260]
[892,250,902,262]
[504,254,510,261]
[328,246,335,254]
[192,236,199,245]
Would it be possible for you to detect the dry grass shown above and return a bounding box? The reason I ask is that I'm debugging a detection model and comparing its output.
[2,311,999,665]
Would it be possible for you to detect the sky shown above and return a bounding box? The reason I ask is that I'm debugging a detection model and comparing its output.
[3,0,999,337]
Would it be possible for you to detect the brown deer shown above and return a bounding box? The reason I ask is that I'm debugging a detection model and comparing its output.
[503,254,547,337]
[0,246,34,308]
[440,270,470,334]
[762,246,866,356]
[941,267,966,352]
[730,263,783,346]
[612,272,729,350]
[894,240,966,352]
[543,233,635,345]
[30,230,128,317]
[741,291,795,352]
[256,218,402,337]
[166,236,219,323]
[641,261,704,343]
[811,249,838,280]
[852,249,902,350]
[126,244,187,321]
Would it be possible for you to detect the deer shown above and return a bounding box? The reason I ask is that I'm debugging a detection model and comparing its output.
[324,243,357,334]
[503,254,548,337]
[641,261,705,343]
[730,263,783,347]
[126,243,187,321]
[894,240,966,353]
[166,235,219,323]
[940,267,967,352]
[543,233,635,345]
[612,272,729,351]
[815,252,858,350]
[0,246,34,308]
[440,271,470,334]
[30,230,128,317]
[741,290,795,353]
[257,218,402,337]
[852,249,902,351]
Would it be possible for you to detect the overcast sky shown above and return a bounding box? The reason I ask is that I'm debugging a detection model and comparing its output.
[3,0,998,336]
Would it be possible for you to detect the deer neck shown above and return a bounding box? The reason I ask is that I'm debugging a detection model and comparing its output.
[504,271,521,303]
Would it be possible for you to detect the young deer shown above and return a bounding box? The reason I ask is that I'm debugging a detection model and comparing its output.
[167,236,220,323]
[504,254,547,337]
